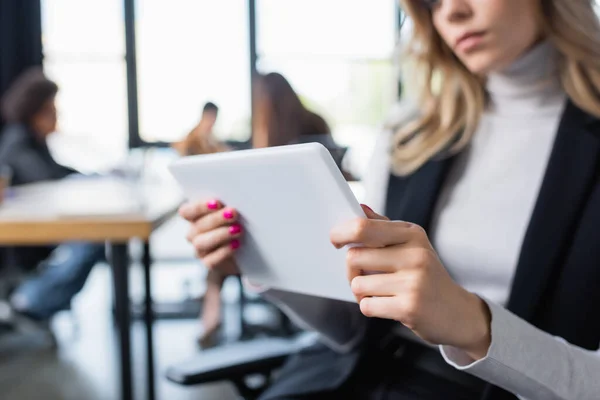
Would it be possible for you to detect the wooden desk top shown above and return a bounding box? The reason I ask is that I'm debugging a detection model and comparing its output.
[0,177,183,245]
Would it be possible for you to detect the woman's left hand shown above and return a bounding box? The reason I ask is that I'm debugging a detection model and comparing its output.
[330,204,492,360]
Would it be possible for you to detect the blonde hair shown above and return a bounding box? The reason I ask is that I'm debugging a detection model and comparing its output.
[392,0,600,175]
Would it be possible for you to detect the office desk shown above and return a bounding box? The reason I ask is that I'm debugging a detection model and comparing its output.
[0,177,182,400]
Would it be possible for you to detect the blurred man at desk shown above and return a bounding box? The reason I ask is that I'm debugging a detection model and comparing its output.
[0,67,104,323]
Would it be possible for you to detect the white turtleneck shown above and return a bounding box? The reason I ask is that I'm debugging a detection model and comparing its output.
[430,42,567,306]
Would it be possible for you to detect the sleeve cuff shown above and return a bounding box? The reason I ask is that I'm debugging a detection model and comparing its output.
[438,299,574,399]
[439,298,499,369]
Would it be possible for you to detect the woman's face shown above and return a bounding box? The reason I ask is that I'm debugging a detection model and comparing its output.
[31,97,58,138]
[429,0,542,74]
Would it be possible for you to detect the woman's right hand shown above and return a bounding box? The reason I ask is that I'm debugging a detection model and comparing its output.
[179,199,242,276]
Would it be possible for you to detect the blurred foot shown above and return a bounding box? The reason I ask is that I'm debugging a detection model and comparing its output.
[0,300,52,334]
[197,321,222,349]
[0,301,14,333]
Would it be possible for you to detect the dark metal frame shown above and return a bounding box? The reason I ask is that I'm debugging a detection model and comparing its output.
[123,0,141,148]
[122,0,260,148]
[248,0,258,137]
[109,241,156,400]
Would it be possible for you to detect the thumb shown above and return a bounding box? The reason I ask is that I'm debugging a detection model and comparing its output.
[360,204,389,221]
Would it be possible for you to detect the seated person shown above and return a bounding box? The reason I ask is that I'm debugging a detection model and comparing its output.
[0,67,104,322]
[172,101,229,156]
[179,1,600,398]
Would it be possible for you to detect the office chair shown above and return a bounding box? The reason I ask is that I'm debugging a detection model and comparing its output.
[166,331,318,400]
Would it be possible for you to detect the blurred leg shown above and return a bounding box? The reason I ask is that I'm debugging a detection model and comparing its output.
[198,268,227,347]
[11,241,105,319]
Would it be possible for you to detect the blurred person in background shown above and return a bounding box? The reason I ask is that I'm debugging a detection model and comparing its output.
[0,68,74,185]
[170,101,233,348]
[193,72,348,347]
[0,67,104,325]
[252,73,355,179]
[172,101,229,156]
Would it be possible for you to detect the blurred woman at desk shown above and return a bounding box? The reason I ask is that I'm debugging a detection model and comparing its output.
[181,0,600,398]
[0,68,104,325]
[0,67,75,185]
[190,72,347,347]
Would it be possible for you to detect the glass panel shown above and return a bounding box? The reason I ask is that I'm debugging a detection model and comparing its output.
[257,0,399,178]
[136,0,251,143]
[42,0,128,173]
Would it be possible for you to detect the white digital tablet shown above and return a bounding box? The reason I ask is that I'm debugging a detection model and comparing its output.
[169,143,364,303]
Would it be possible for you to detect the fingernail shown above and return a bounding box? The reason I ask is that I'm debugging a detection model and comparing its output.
[361,204,374,213]
[178,204,190,216]
[207,200,219,210]
[230,239,240,250]
[223,209,234,219]
[229,224,242,235]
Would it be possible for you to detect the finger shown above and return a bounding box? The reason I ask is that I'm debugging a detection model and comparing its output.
[179,199,222,221]
[348,245,434,277]
[359,296,401,320]
[187,207,239,241]
[360,204,389,221]
[330,218,421,249]
[192,224,243,256]
[346,246,401,275]
[351,273,404,299]
[200,241,240,270]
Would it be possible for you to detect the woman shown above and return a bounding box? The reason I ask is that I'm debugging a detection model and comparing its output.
[179,0,600,395]
[194,73,344,347]
[182,1,600,399]
[0,68,105,322]
[171,101,232,347]
[180,1,600,398]
[251,73,333,149]
[0,67,74,185]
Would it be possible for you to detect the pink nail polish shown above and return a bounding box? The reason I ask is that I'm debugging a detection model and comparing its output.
[207,200,219,210]
[229,224,242,235]
[361,204,374,213]
[230,239,240,250]
[223,209,234,219]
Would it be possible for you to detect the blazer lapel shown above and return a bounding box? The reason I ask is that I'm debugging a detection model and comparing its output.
[385,156,455,229]
[506,101,600,320]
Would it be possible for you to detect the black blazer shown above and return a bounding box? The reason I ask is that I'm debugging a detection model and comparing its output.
[264,100,600,400]
[0,124,77,269]
[0,123,76,186]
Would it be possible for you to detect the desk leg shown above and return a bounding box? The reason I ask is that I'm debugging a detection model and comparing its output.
[143,241,156,400]
[110,243,133,400]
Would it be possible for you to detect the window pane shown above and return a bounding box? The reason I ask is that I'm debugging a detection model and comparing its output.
[42,0,125,56]
[42,0,128,173]
[258,0,396,58]
[44,61,128,171]
[257,0,398,178]
[136,0,251,143]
